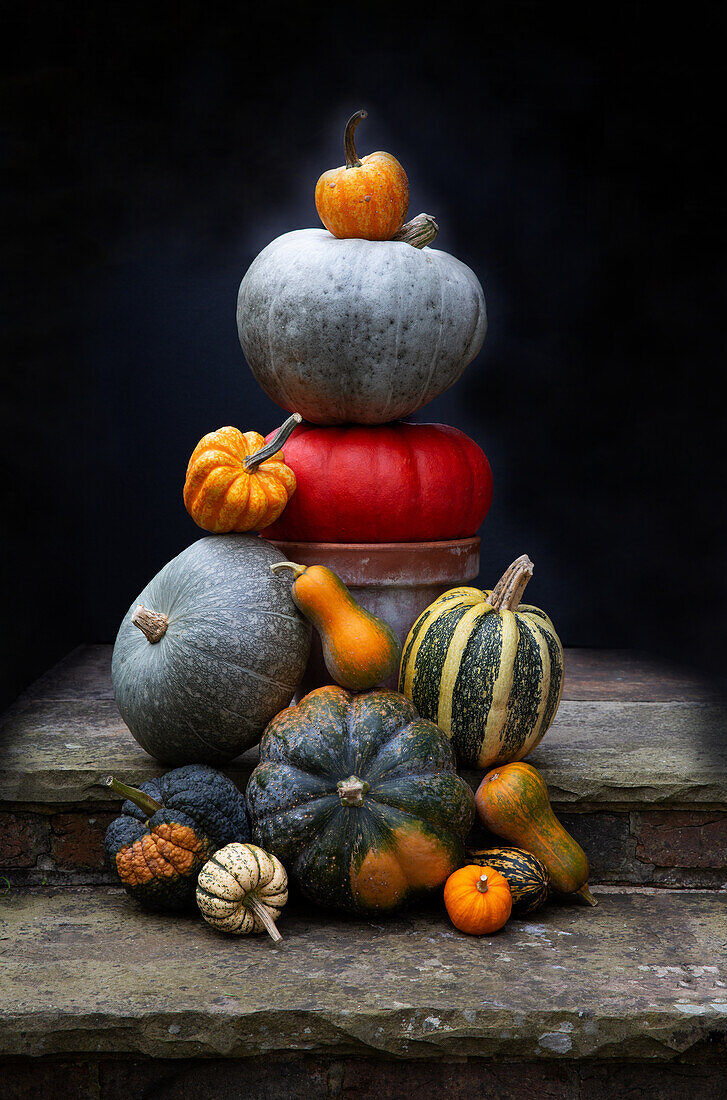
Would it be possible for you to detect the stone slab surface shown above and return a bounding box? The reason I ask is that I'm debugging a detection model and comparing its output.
[0,887,725,1062]
[1,647,725,809]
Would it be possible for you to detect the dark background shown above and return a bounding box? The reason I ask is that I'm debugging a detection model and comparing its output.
[2,3,725,709]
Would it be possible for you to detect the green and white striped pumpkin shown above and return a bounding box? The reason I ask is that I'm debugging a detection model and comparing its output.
[398,556,563,769]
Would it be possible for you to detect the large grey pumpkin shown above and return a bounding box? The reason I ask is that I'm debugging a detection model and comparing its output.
[112,535,311,765]
[237,229,487,425]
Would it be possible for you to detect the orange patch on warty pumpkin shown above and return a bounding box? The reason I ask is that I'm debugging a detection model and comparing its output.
[116,823,207,886]
[350,848,408,909]
[391,827,455,889]
[350,829,455,909]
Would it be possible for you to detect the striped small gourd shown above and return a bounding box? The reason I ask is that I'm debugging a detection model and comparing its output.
[398,555,564,769]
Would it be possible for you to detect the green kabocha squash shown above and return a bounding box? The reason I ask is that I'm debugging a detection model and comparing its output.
[465,846,550,916]
[246,686,475,914]
[103,765,250,911]
[399,555,564,769]
[111,534,311,764]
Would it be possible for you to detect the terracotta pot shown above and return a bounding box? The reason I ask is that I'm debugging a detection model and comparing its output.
[269,538,480,693]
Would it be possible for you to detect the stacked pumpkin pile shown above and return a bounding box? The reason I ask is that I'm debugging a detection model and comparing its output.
[104,112,595,942]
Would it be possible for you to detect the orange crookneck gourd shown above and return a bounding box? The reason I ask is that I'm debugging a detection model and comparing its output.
[183,413,300,533]
[475,762,597,905]
[315,109,409,240]
[270,561,402,691]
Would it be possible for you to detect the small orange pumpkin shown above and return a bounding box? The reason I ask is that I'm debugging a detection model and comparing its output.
[315,109,409,241]
[184,413,300,533]
[443,864,512,935]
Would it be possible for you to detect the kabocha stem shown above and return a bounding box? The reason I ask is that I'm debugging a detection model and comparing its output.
[488,555,534,612]
[576,883,598,907]
[344,109,367,168]
[102,776,163,816]
[131,605,169,644]
[243,413,302,472]
[270,561,307,580]
[392,213,439,249]
[245,893,283,942]
[337,775,370,807]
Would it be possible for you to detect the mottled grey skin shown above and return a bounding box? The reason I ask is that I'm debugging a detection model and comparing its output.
[111,535,311,765]
[237,229,487,425]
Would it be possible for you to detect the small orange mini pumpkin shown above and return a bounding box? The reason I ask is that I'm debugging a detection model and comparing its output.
[443,864,512,935]
[315,109,409,241]
[184,413,300,533]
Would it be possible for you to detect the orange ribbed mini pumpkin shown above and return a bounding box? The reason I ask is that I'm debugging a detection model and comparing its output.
[315,109,409,240]
[443,864,512,935]
[184,413,300,533]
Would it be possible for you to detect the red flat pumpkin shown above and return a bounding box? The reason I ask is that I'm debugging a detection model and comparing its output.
[260,421,493,543]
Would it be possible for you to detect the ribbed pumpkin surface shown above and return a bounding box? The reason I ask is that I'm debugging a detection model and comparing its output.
[246,686,475,914]
[465,846,550,916]
[398,586,564,768]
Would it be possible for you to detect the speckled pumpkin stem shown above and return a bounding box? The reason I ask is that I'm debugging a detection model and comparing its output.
[245,893,283,942]
[344,109,367,168]
[131,605,169,644]
[102,775,163,816]
[392,213,439,248]
[487,555,534,612]
[243,413,302,472]
[337,775,370,807]
[270,560,307,581]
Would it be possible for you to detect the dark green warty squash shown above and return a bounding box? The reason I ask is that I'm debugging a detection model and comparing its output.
[103,765,250,911]
[246,686,475,914]
[465,846,550,916]
[111,534,311,765]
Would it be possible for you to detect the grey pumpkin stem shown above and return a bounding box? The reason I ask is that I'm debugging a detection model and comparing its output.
[243,412,302,472]
[392,214,439,249]
[487,555,534,612]
[101,775,163,816]
[344,109,367,168]
[131,605,169,644]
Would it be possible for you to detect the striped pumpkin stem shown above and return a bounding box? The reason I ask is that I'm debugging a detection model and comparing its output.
[488,555,534,611]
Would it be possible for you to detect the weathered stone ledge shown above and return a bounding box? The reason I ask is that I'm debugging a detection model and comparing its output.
[1,647,725,811]
[0,887,725,1063]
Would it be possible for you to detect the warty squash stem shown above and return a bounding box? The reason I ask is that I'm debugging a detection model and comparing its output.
[102,775,164,817]
[488,555,534,612]
[245,893,283,942]
[344,109,367,168]
[131,605,169,644]
[243,412,302,472]
[392,213,439,249]
[270,561,307,580]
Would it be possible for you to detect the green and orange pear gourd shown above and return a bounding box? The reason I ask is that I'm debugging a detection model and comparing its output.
[270,562,402,691]
[475,762,597,905]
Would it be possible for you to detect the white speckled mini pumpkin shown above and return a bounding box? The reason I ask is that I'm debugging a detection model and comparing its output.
[196,842,288,941]
[236,229,487,425]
